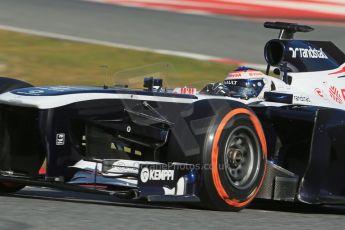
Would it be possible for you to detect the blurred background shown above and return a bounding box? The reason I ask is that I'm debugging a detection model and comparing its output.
[0,0,344,85]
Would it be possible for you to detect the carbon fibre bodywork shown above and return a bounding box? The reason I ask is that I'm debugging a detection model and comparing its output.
[251,105,345,204]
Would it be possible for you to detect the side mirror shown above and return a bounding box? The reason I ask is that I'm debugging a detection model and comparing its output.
[144,77,163,92]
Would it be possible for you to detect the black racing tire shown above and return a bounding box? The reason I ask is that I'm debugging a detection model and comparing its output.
[0,77,33,193]
[198,101,267,211]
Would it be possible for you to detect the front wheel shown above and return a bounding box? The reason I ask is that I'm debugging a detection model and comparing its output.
[200,107,267,211]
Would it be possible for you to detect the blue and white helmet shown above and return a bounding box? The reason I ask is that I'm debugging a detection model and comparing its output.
[224,67,268,99]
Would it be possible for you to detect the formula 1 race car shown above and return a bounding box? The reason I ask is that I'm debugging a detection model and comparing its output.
[0,21,345,211]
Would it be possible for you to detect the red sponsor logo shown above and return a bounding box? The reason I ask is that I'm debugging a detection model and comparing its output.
[314,88,324,98]
[329,86,343,104]
[227,72,242,78]
[227,70,264,78]
[248,72,264,77]
[180,87,196,95]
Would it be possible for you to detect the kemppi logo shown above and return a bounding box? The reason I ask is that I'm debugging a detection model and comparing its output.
[140,167,174,183]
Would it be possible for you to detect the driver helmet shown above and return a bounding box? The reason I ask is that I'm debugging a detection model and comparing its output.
[224,67,268,99]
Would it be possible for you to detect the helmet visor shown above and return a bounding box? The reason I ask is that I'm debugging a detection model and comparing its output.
[224,79,265,99]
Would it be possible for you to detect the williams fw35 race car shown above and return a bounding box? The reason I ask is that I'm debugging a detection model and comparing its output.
[0,22,345,211]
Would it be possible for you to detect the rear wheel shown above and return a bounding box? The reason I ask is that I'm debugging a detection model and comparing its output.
[0,77,33,193]
[200,106,267,211]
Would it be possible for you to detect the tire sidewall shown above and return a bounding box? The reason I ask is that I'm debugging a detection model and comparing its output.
[218,114,265,200]
[200,104,267,211]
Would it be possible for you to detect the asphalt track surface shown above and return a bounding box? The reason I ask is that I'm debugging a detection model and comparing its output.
[0,187,343,230]
[0,0,344,64]
[0,0,345,229]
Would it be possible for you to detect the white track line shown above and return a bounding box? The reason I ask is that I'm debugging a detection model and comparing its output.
[0,24,267,69]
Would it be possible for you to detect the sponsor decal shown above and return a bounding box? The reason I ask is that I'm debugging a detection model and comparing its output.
[29,90,44,94]
[329,86,342,104]
[46,86,74,92]
[56,133,65,145]
[314,88,324,98]
[227,72,242,78]
[181,87,196,95]
[223,80,237,85]
[140,167,149,183]
[226,70,264,79]
[13,86,97,96]
[293,95,311,103]
[140,167,174,183]
[289,46,328,59]
[248,71,264,77]
[173,87,196,95]
[15,89,45,95]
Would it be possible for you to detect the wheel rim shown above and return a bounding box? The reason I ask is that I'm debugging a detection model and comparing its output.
[223,125,260,190]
